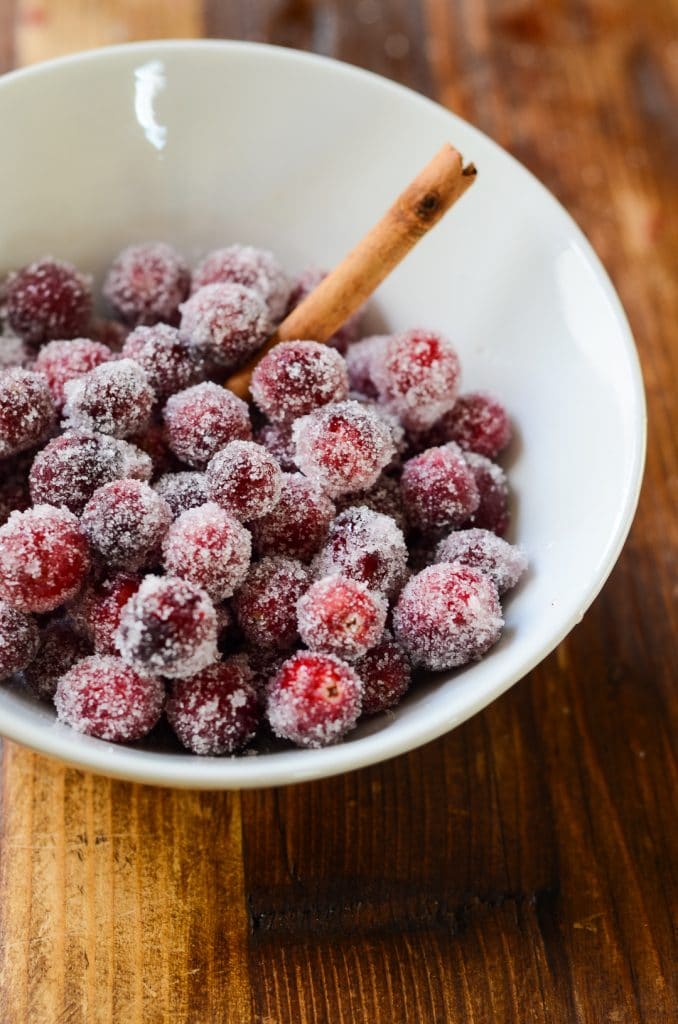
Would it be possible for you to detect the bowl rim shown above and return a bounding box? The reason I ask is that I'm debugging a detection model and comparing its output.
[0,39,646,788]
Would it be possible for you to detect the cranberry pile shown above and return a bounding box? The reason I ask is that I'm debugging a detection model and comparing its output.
[0,244,527,755]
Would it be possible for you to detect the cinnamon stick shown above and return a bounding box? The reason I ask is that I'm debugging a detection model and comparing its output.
[226,143,476,400]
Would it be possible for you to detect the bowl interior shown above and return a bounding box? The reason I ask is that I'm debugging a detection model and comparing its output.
[0,42,645,787]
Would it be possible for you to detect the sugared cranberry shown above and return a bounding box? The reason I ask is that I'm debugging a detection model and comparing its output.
[90,318,128,351]
[435,528,527,594]
[233,556,309,651]
[128,420,178,478]
[81,480,171,571]
[5,258,92,344]
[103,242,190,326]
[34,338,112,410]
[250,473,334,562]
[162,502,251,601]
[0,368,55,457]
[345,335,389,398]
[22,618,91,701]
[116,575,218,678]
[62,358,155,438]
[247,649,286,699]
[393,563,503,670]
[179,282,270,370]
[313,506,408,599]
[163,382,252,468]
[463,452,510,536]
[70,572,142,654]
[0,505,89,613]
[55,655,164,741]
[255,422,297,471]
[293,399,396,497]
[297,575,386,661]
[29,431,152,514]
[267,651,363,748]
[431,391,512,458]
[0,600,39,680]
[335,474,407,533]
[400,442,479,533]
[153,471,208,519]
[192,245,291,321]
[167,657,260,755]
[122,323,200,399]
[371,329,460,431]
[286,268,364,352]
[250,340,348,423]
[354,632,412,714]
[206,441,282,521]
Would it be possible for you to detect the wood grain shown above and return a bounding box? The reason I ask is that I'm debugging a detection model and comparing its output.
[1,1,677,1022]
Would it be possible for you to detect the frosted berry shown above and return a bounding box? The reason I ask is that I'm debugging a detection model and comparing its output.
[62,358,155,438]
[463,452,510,536]
[70,572,142,654]
[354,632,411,714]
[313,506,408,599]
[267,651,363,748]
[0,505,89,613]
[122,323,200,399]
[128,420,178,478]
[81,480,171,571]
[393,563,503,670]
[400,443,479,533]
[233,556,309,650]
[29,431,152,514]
[250,473,334,562]
[247,649,286,699]
[116,575,218,679]
[104,242,190,326]
[0,600,39,680]
[255,421,297,471]
[90,317,128,351]
[162,502,251,600]
[5,258,92,344]
[372,329,460,431]
[250,340,348,423]
[153,471,208,519]
[293,399,396,497]
[23,618,91,701]
[55,655,164,742]
[286,268,363,352]
[179,282,270,370]
[192,245,291,321]
[345,335,389,398]
[0,368,55,458]
[163,382,252,468]
[440,391,511,458]
[206,441,282,521]
[297,575,387,661]
[167,657,260,755]
[335,474,407,533]
[34,338,112,410]
[434,528,527,594]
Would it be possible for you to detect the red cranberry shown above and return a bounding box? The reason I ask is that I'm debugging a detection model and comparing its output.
[6,258,92,344]
[163,382,252,468]
[116,574,218,679]
[354,632,411,714]
[345,335,389,398]
[247,649,286,699]
[179,282,270,370]
[463,452,510,536]
[167,657,260,755]
[393,563,503,670]
[372,329,460,431]
[81,480,171,571]
[0,600,39,680]
[55,654,164,741]
[63,358,155,438]
[434,528,527,594]
[255,422,297,471]
[104,242,190,326]
[153,471,208,519]
[192,245,290,321]
[34,338,112,410]
[250,340,348,423]
[0,505,89,613]
[286,268,364,353]
[335,473,407,533]
[250,473,334,563]
[434,391,512,458]
[128,420,178,478]
[162,502,251,601]
[297,575,387,661]
[267,651,363,748]
[22,618,91,701]
[0,368,55,457]
[206,441,282,521]
[313,506,408,599]
[400,442,479,533]
[70,572,142,654]
[233,556,309,650]
[122,323,200,399]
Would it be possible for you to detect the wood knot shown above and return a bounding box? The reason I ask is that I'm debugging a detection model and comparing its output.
[415,191,442,221]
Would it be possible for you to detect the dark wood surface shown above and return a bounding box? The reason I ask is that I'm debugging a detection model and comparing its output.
[1,1,676,1021]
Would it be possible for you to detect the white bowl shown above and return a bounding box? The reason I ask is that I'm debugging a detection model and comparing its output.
[0,41,645,788]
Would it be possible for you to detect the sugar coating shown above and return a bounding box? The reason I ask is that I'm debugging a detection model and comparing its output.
[62,358,155,439]
[154,471,208,519]
[463,452,510,536]
[255,421,298,471]
[250,340,349,423]
[335,473,407,532]
[122,323,200,399]
[192,245,291,321]
[29,431,152,515]
[371,329,460,431]
[0,600,39,680]
[34,338,113,410]
[179,282,271,370]
[400,442,479,533]
[293,399,396,497]
[55,654,164,742]
[0,368,56,458]
[166,657,260,755]
[103,242,190,326]
[70,572,142,655]
[206,440,282,521]
[345,335,389,398]
[313,506,409,599]
[0,505,90,613]
[162,502,252,601]
[422,391,512,459]
[297,574,387,661]
[0,335,33,370]
[393,563,503,671]
[163,381,252,468]
[353,631,412,714]
[286,268,364,353]
[434,528,527,594]
[22,618,90,701]
[116,574,218,679]
[250,473,335,563]
[81,479,171,571]
[233,556,309,650]
[6,258,93,344]
[267,651,363,748]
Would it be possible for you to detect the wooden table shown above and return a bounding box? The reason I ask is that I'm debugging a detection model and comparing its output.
[1,2,676,1021]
